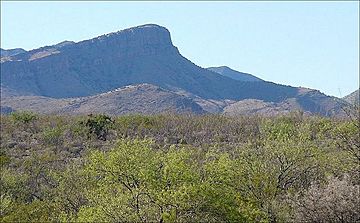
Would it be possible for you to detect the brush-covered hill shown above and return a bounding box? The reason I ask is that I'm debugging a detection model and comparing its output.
[1,84,205,115]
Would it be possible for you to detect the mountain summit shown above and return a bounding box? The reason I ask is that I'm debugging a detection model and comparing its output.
[0,24,348,116]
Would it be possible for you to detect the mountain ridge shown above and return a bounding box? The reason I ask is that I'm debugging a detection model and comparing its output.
[207,66,263,82]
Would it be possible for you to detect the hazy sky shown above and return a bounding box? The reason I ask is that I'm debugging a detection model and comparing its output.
[1,1,359,97]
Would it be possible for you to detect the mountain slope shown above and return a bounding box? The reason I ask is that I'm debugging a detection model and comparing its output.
[207,66,263,82]
[0,48,27,57]
[223,99,295,116]
[343,89,359,106]
[223,90,347,117]
[1,84,205,115]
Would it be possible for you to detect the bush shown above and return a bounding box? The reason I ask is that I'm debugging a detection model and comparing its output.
[290,176,360,223]
[10,111,37,125]
[42,126,63,146]
[80,114,114,141]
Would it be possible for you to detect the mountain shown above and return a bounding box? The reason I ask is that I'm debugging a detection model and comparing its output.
[0,24,348,116]
[343,89,359,106]
[1,84,205,115]
[0,48,27,58]
[1,24,295,101]
[207,66,263,82]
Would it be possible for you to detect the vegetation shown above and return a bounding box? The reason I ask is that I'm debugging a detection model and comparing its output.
[0,112,359,222]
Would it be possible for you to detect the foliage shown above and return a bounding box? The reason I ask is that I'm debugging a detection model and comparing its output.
[80,114,114,141]
[9,111,38,133]
[290,175,360,222]
[0,113,358,222]
[10,111,37,125]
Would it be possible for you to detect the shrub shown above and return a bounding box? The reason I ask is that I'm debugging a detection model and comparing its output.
[290,176,360,223]
[80,114,114,141]
[10,111,37,125]
[42,126,63,146]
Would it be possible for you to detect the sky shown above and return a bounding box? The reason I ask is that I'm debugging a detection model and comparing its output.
[1,1,359,97]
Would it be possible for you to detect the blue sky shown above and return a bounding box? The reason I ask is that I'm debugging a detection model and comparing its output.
[1,1,359,97]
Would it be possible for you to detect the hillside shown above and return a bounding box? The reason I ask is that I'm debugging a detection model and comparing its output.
[1,84,205,115]
[343,89,359,105]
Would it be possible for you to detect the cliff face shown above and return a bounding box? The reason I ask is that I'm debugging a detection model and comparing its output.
[6,24,175,62]
[1,24,180,98]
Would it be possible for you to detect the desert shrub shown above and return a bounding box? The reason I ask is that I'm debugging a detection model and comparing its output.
[9,111,38,133]
[10,111,37,125]
[333,120,360,163]
[42,126,63,146]
[290,175,360,223]
[0,113,359,222]
[0,152,11,168]
[76,139,259,222]
[0,199,56,222]
[117,114,156,128]
[80,114,114,141]
[235,142,325,222]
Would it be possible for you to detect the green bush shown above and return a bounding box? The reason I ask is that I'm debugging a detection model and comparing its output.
[42,126,63,145]
[80,114,114,141]
[10,111,37,125]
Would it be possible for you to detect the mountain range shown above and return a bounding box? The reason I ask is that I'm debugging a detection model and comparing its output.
[0,24,354,116]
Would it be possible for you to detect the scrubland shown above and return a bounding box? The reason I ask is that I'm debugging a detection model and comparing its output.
[0,111,359,222]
